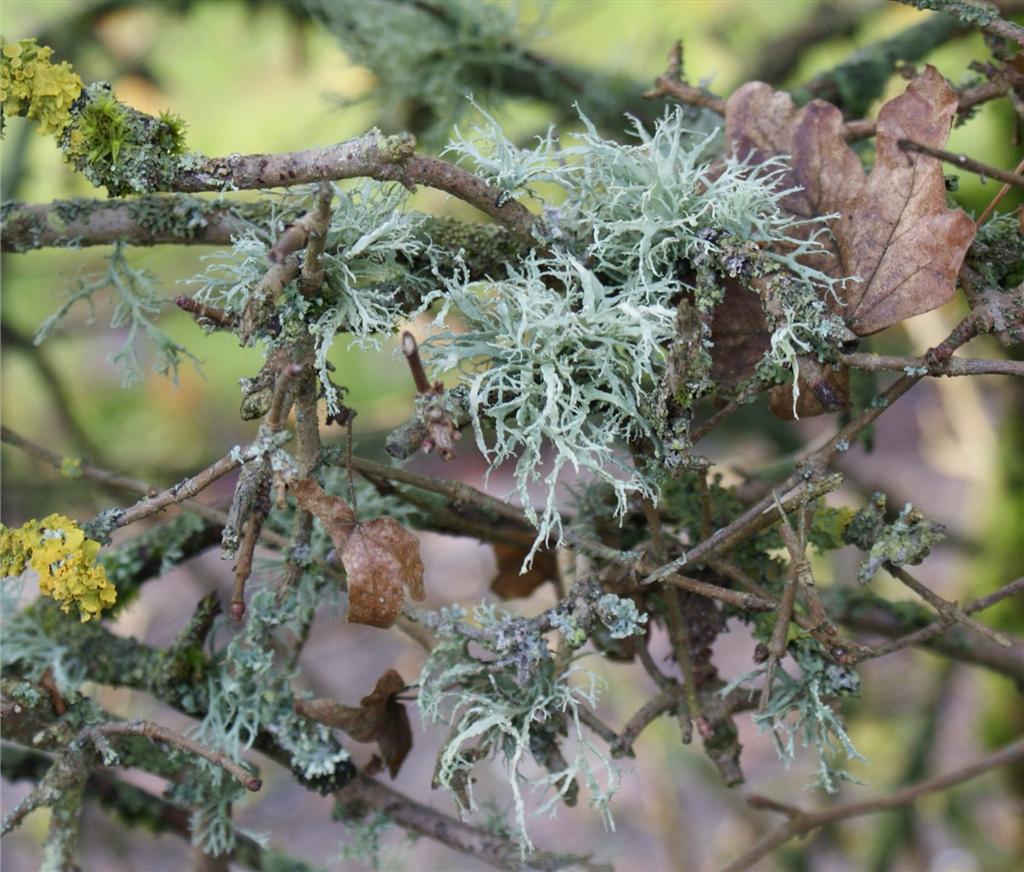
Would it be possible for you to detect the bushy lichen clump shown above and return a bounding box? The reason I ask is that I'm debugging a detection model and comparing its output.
[1,514,116,622]
[191,182,440,413]
[419,592,645,853]
[184,577,352,855]
[723,637,865,792]
[423,106,847,550]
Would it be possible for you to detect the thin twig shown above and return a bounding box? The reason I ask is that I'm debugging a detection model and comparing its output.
[1,425,234,529]
[975,155,1024,226]
[838,351,1024,377]
[296,183,334,295]
[886,564,1011,648]
[712,559,870,664]
[175,295,239,332]
[662,572,777,612]
[231,513,261,622]
[640,474,844,588]
[641,497,698,742]
[402,331,433,394]
[897,139,1024,189]
[861,576,1024,661]
[719,737,1024,872]
[689,378,772,445]
[612,687,687,758]
[110,435,288,530]
[758,500,803,713]
[266,364,303,432]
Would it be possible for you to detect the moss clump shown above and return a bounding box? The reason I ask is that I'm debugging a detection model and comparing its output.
[63,83,190,196]
[0,38,82,136]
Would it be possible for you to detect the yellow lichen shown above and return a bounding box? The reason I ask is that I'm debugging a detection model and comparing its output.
[1,37,83,137]
[0,513,116,621]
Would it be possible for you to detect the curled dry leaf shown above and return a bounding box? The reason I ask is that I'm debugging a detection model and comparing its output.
[342,517,426,627]
[290,478,425,628]
[726,65,976,336]
[295,669,412,778]
[490,542,560,599]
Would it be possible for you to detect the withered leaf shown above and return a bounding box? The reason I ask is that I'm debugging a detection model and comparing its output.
[490,542,559,599]
[295,669,411,778]
[769,360,850,420]
[342,517,425,627]
[291,478,425,628]
[726,66,976,337]
[709,279,770,387]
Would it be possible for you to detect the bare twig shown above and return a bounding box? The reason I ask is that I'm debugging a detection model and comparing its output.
[238,256,299,346]
[885,564,1011,648]
[401,330,433,394]
[230,512,262,622]
[844,78,1011,142]
[175,295,239,332]
[862,576,1023,661]
[662,572,777,612]
[641,497,698,742]
[759,547,799,714]
[690,378,772,445]
[838,351,1024,377]
[719,737,1024,872]
[976,155,1024,226]
[640,474,844,588]
[109,434,288,530]
[340,775,606,871]
[897,139,1024,189]
[712,559,870,664]
[612,686,687,758]
[644,40,725,111]
[298,184,334,295]
[1,425,232,529]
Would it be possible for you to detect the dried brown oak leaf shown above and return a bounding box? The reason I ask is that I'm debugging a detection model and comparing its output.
[295,669,412,778]
[290,478,425,628]
[726,65,976,336]
[490,542,560,599]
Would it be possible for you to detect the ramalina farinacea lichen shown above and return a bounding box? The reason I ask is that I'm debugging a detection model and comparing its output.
[418,589,645,854]
[420,106,848,553]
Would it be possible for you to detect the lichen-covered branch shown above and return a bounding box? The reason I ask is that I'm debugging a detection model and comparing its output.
[89,720,262,792]
[1,745,313,871]
[170,132,540,238]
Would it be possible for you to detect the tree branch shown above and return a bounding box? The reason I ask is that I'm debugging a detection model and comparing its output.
[87,720,262,792]
[838,351,1024,377]
[171,131,540,238]
[897,139,1024,189]
[719,737,1024,872]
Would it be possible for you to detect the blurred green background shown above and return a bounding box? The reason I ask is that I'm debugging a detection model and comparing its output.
[2,2,1022,871]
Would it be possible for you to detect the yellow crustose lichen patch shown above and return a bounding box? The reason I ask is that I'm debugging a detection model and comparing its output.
[0,513,116,621]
